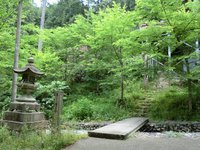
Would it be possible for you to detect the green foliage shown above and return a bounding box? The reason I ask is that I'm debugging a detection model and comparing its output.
[45,0,85,28]
[23,2,40,26]
[63,95,131,121]
[87,0,135,11]
[150,86,199,121]
[65,97,93,120]
[91,99,130,121]
[0,126,83,150]
[123,81,146,108]
[0,0,200,123]
[0,126,10,143]
[36,81,69,119]
[0,0,18,30]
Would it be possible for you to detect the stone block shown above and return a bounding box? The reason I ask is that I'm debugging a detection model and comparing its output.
[3,111,45,122]
[2,120,48,131]
[9,102,40,112]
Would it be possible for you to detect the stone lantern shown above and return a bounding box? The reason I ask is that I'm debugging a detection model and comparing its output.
[14,57,43,103]
[2,57,47,130]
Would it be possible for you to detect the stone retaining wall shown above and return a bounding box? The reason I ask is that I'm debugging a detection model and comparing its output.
[77,122,113,130]
[139,121,200,132]
[70,121,200,132]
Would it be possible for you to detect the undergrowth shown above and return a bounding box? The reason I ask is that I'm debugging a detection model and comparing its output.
[150,86,200,121]
[63,96,130,121]
[0,126,84,150]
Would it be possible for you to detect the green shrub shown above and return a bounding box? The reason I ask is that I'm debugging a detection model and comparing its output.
[35,81,69,119]
[0,127,11,143]
[193,84,200,111]
[63,95,131,121]
[0,81,11,114]
[65,97,93,120]
[150,87,194,121]
[91,100,130,121]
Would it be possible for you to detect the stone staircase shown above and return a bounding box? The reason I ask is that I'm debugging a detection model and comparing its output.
[134,96,155,117]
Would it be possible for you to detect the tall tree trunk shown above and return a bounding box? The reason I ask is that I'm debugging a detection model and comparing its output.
[185,59,193,111]
[12,0,23,102]
[195,39,199,61]
[120,71,124,101]
[119,48,124,101]
[113,47,124,104]
[188,78,193,111]
[143,54,148,89]
[168,34,171,85]
[38,0,47,51]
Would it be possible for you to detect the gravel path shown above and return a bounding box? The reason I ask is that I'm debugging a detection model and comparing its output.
[64,132,200,150]
[131,132,200,139]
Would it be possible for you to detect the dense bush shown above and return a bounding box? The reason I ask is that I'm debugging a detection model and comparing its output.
[65,97,94,120]
[150,87,199,121]
[91,100,130,121]
[35,81,69,119]
[63,95,131,121]
[0,80,12,115]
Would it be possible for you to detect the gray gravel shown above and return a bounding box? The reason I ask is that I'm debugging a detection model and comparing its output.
[131,132,200,139]
[64,132,200,150]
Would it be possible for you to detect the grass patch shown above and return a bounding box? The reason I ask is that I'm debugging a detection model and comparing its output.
[0,126,84,150]
[149,86,200,121]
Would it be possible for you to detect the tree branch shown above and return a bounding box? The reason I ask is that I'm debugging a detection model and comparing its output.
[159,0,172,26]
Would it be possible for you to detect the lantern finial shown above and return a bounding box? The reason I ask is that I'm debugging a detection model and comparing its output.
[28,57,34,64]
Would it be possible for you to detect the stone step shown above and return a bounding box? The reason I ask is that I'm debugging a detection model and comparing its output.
[136,103,151,106]
[88,117,148,140]
[138,99,154,103]
[135,113,148,117]
[136,106,149,109]
[135,112,148,117]
[135,108,149,112]
[137,103,152,106]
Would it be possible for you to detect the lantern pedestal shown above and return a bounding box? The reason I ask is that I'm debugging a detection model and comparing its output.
[1,58,47,130]
[2,101,47,130]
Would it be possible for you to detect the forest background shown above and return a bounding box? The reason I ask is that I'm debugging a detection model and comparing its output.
[0,0,200,122]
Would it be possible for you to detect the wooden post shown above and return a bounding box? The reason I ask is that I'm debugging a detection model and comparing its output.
[53,91,64,132]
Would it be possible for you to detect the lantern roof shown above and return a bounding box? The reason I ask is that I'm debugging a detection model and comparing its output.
[14,57,44,76]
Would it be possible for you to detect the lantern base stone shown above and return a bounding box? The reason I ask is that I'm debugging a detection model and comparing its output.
[16,95,36,103]
[10,102,40,112]
[1,101,47,131]
[3,111,45,122]
[1,120,48,131]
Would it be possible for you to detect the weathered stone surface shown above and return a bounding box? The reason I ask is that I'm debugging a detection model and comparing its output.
[76,122,113,130]
[2,120,48,131]
[10,102,40,112]
[3,111,45,122]
[88,117,148,140]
